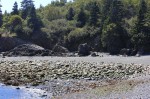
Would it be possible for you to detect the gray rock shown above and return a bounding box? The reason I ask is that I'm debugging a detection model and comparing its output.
[78,43,90,56]
[52,45,69,53]
[3,44,52,56]
[91,52,98,57]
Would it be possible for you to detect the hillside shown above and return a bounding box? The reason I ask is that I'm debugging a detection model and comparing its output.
[0,0,150,54]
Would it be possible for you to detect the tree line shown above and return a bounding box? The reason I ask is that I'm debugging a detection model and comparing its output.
[0,0,150,54]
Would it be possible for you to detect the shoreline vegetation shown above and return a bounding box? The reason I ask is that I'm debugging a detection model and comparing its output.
[0,0,149,56]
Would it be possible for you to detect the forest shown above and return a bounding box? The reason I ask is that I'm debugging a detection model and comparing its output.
[0,0,150,55]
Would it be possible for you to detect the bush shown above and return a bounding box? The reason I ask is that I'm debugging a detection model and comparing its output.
[66,26,100,51]
[40,19,75,48]
[8,15,23,32]
[101,23,128,54]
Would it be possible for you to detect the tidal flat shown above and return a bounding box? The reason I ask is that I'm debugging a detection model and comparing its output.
[0,56,150,98]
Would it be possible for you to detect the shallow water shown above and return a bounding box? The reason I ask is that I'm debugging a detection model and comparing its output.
[0,84,50,99]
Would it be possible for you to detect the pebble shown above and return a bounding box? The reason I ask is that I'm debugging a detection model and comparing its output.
[0,60,149,97]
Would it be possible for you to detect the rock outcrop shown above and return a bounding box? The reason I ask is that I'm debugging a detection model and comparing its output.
[3,44,52,56]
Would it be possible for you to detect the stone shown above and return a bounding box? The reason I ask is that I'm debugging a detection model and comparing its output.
[91,52,98,57]
[2,44,52,56]
[78,43,90,56]
[52,45,69,53]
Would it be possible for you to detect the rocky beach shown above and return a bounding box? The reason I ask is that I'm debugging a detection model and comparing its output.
[0,56,150,98]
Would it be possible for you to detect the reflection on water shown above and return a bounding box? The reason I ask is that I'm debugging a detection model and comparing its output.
[0,84,49,99]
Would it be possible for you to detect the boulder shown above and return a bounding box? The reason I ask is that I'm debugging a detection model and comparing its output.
[90,52,98,57]
[3,44,52,56]
[120,48,132,56]
[130,49,137,56]
[78,43,90,56]
[120,48,140,56]
[52,45,69,53]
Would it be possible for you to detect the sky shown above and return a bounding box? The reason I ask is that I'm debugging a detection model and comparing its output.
[0,0,52,13]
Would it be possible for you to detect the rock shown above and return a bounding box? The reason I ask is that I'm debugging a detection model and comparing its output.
[131,49,138,56]
[16,87,20,90]
[2,44,52,56]
[52,45,69,53]
[78,43,90,56]
[120,48,132,56]
[91,52,98,57]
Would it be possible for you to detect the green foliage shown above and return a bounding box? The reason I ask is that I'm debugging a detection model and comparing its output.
[1,0,150,53]
[0,14,3,28]
[109,0,125,24]
[27,5,42,32]
[137,0,147,33]
[66,7,75,20]
[8,15,22,32]
[11,2,19,15]
[21,0,34,19]
[66,26,100,51]
[101,0,113,21]
[76,8,86,27]
[131,0,150,51]
[41,19,75,49]
[101,23,127,54]
[51,0,65,6]
[39,6,65,21]
[89,1,100,26]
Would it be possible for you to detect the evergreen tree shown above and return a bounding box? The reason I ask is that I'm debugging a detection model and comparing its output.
[27,5,42,32]
[11,2,19,15]
[60,0,67,4]
[101,0,113,24]
[109,0,125,24]
[132,0,150,52]
[89,2,99,26]
[137,0,147,33]
[66,7,74,20]
[76,8,86,27]
[0,2,2,27]
[21,0,34,19]
[101,0,127,54]
[100,0,113,34]
[0,14,2,27]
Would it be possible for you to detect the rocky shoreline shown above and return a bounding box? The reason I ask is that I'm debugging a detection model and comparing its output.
[0,59,149,97]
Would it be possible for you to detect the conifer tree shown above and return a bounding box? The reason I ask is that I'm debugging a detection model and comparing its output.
[89,2,99,26]
[11,2,19,15]
[60,0,67,4]
[0,14,2,27]
[66,7,74,20]
[101,0,127,54]
[21,0,34,19]
[76,8,86,27]
[109,0,125,24]
[137,0,147,33]
[132,0,149,51]
[27,5,42,32]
